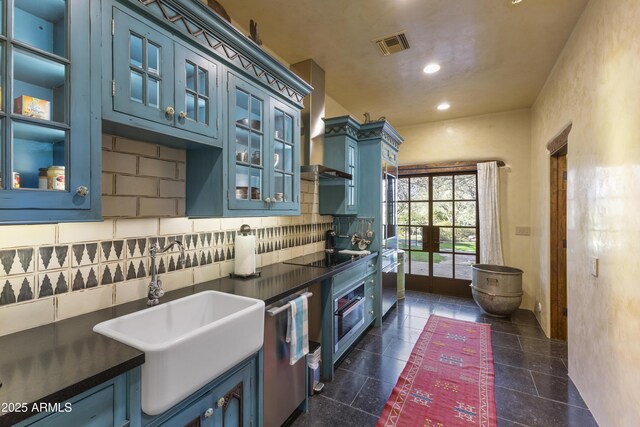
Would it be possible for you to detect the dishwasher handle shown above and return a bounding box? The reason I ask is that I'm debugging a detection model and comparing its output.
[267,292,313,316]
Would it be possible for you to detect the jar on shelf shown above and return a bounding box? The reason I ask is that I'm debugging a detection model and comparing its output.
[38,168,48,189]
[47,166,65,190]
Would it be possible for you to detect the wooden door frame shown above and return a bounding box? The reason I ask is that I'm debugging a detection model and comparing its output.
[548,124,571,340]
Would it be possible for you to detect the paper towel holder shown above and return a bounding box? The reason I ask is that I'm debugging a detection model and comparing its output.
[230,224,262,279]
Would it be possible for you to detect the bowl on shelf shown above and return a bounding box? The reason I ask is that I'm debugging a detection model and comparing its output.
[236,186,248,199]
[236,150,248,163]
[251,187,260,200]
[274,192,284,202]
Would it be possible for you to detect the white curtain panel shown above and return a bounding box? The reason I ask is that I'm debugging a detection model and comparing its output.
[477,161,504,265]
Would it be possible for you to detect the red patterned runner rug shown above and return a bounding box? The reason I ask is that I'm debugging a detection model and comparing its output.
[378,315,497,427]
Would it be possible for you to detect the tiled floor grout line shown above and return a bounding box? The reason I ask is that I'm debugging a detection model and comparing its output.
[489,348,569,379]
[495,385,591,411]
[529,369,540,397]
[315,394,380,418]
[348,377,369,407]
[516,334,524,351]
[498,415,532,427]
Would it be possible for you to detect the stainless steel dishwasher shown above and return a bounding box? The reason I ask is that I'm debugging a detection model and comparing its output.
[263,291,310,427]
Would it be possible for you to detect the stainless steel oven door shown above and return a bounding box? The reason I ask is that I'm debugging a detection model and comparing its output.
[334,282,366,352]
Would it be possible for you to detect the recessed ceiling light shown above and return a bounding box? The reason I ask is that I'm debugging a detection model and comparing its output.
[511,0,524,4]
[423,63,441,74]
[437,103,451,111]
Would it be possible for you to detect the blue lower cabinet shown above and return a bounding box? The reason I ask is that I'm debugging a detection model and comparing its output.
[15,374,129,427]
[158,362,253,427]
[16,353,260,427]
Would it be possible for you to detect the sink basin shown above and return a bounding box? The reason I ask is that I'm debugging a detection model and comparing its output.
[93,291,265,415]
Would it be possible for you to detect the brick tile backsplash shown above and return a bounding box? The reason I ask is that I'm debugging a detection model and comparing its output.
[103,135,184,218]
[0,134,332,336]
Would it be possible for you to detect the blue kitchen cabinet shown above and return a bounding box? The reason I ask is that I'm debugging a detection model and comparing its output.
[319,116,360,216]
[157,362,253,427]
[0,0,101,223]
[17,353,261,427]
[226,72,300,214]
[105,2,221,146]
[320,257,378,380]
[14,372,131,427]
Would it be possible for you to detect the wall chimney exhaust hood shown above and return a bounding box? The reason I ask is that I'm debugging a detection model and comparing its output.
[291,59,352,181]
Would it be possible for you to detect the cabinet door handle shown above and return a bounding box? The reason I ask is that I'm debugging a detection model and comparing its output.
[369,279,374,284]
[370,295,374,299]
[265,197,271,204]
[203,407,214,418]
[178,111,187,120]
[217,397,226,408]
[369,310,374,315]
[76,186,89,197]
[165,106,175,118]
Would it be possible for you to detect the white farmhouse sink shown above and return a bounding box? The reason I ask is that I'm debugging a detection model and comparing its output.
[93,291,265,415]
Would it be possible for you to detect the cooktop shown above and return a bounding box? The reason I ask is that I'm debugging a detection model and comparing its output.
[283,251,365,269]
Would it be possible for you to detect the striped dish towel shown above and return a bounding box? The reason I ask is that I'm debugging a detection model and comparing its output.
[286,294,309,365]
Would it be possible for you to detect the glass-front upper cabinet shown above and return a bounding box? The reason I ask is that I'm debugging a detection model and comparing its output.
[174,43,218,138]
[228,74,267,209]
[227,73,300,213]
[270,99,299,211]
[346,140,357,211]
[111,7,219,141]
[0,0,94,221]
[113,7,173,125]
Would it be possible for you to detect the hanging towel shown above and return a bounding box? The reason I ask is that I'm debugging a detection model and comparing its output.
[285,294,309,365]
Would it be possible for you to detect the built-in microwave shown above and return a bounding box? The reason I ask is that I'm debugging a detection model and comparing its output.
[334,281,366,352]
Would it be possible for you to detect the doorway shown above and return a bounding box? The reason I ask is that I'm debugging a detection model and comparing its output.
[397,173,479,297]
[550,148,568,340]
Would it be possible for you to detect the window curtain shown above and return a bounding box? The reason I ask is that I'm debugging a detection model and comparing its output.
[477,162,504,265]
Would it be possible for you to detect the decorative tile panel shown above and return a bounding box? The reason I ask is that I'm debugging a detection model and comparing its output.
[101,262,126,285]
[71,243,99,267]
[100,240,125,263]
[71,266,100,290]
[1,275,36,305]
[38,270,69,297]
[0,249,35,277]
[38,246,69,270]
[125,239,148,259]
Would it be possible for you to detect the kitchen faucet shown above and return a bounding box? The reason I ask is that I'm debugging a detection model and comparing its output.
[147,240,185,306]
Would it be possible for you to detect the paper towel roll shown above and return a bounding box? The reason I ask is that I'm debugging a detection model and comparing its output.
[234,234,256,276]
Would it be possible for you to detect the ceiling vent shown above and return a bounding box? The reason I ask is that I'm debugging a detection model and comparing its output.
[374,31,410,56]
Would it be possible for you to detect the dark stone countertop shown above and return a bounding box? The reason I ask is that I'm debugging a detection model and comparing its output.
[0,251,377,425]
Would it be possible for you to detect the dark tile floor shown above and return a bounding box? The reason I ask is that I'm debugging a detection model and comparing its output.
[291,290,598,427]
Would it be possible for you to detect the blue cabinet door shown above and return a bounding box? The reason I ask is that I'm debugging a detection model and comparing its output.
[0,0,97,222]
[159,392,216,427]
[227,72,271,211]
[210,362,253,427]
[227,72,301,214]
[112,6,175,126]
[268,99,299,211]
[173,42,220,138]
[15,373,129,427]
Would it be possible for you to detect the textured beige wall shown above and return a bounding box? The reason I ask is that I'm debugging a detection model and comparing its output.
[530,0,640,425]
[397,110,533,308]
[325,94,358,119]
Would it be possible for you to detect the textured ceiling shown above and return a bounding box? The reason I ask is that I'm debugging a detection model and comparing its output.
[219,0,589,126]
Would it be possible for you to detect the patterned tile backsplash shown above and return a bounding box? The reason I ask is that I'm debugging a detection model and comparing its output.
[0,135,330,336]
[0,212,331,336]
